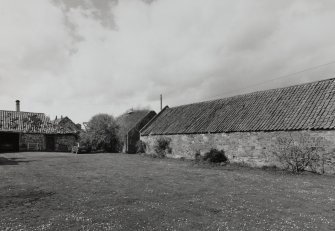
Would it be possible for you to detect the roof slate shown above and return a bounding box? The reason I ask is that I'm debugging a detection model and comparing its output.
[0,110,77,134]
[116,110,156,137]
[141,78,335,135]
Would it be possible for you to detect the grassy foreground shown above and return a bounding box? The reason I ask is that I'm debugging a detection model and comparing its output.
[0,152,334,231]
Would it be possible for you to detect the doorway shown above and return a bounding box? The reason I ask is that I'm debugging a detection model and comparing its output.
[0,132,20,153]
[46,135,55,151]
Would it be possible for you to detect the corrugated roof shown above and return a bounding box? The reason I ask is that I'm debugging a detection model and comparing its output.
[0,110,77,134]
[141,78,335,135]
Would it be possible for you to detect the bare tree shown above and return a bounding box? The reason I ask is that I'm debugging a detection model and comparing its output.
[274,132,333,174]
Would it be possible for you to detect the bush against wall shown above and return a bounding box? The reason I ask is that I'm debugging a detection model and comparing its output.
[136,140,146,153]
[153,137,172,158]
[203,149,228,163]
[274,132,334,174]
[194,151,202,162]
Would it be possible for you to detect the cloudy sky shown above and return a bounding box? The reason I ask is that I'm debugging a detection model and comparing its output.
[1,0,335,123]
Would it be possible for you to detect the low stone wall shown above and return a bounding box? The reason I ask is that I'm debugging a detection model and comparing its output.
[55,135,77,152]
[19,134,77,152]
[141,130,335,174]
[20,134,45,151]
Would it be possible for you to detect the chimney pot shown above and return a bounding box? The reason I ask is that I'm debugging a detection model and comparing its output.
[15,100,20,112]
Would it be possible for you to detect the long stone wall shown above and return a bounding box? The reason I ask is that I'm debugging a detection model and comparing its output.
[19,133,77,152]
[141,130,335,174]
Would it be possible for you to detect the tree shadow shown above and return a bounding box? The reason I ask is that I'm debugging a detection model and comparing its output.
[0,157,33,165]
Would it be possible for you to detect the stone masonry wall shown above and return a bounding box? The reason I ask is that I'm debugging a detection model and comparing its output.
[141,130,335,174]
[55,135,77,152]
[20,134,45,151]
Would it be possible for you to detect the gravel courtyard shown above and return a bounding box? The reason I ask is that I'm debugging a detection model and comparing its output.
[0,152,334,231]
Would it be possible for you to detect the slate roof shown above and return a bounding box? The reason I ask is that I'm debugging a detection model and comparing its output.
[0,110,78,134]
[53,116,81,132]
[117,110,156,137]
[141,78,335,135]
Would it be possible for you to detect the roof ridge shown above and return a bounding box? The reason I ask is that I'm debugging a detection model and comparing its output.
[169,77,335,110]
[140,106,169,134]
[0,110,45,115]
[116,109,151,118]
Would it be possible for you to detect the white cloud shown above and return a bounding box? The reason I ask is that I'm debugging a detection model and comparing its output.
[1,0,335,123]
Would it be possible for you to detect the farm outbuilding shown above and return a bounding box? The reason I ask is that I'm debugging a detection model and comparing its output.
[141,78,335,173]
[117,110,156,153]
[0,101,79,153]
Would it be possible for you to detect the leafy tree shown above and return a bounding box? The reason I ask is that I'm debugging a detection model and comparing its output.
[78,130,92,152]
[84,114,121,152]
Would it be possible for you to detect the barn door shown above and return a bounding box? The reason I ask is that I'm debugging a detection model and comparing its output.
[0,132,19,152]
[46,135,55,151]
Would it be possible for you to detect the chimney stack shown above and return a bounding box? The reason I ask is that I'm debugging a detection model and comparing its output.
[15,100,20,112]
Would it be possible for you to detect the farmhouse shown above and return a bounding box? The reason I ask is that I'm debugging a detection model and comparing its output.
[141,78,335,173]
[0,101,79,153]
[117,109,156,153]
[53,116,81,132]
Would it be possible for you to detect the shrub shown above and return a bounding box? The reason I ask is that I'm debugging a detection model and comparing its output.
[153,137,171,158]
[194,151,202,162]
[274,132,333,174]
[136,140,147,153]
[203,149,228,163]
[277,145,320,173]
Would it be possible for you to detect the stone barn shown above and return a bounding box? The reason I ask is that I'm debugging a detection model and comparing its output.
[141,78,335,173]
[117,110,156,153]
[0,101,79,153]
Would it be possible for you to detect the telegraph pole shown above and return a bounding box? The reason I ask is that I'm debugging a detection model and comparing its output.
[160,94,163,111]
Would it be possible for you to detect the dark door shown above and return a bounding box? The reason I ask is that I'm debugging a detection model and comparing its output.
[0,132,20,153]
[46,135,55,151]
